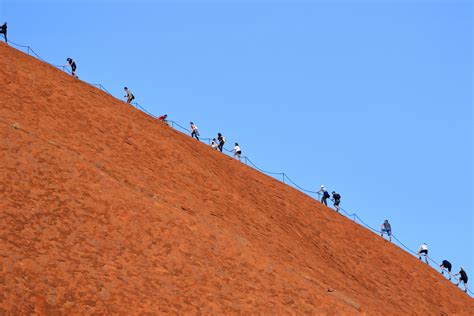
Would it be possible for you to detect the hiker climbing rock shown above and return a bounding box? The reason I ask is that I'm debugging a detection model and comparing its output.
[380,220,392,241]
[65,58,77,78]
[417,243,429,264]
[124,87,135,104]
[0,22,7,43]
[158,114,168,122]
[318,185,330,206]
[211,138,219,150]
[217,133,226,152]
[331,191,341,212]
[190,122,200,140]
[440,260,453,280]
[454,267,469,293]
[233,143,242,161]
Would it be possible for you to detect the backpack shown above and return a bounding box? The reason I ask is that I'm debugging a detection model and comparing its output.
[222,137,226,143]
[323,191,330,198]
[334,193,341,200]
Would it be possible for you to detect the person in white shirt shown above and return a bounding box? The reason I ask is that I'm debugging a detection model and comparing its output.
[124,87,135,104]
[417,243,429,264]
[210,138,219,150]
[190,122,200,140]
[233,143,242,161]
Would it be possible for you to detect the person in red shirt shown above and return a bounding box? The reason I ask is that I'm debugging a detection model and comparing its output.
[158,114,168,122]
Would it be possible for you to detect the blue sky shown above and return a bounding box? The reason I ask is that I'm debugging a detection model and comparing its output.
[2,0,472,288]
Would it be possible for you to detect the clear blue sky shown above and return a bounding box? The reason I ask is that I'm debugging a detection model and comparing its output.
[2,0,472,287]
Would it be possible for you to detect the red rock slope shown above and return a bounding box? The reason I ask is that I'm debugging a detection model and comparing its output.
[0,42,472,314]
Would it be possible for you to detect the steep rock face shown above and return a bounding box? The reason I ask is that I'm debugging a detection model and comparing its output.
[0,42,472,314]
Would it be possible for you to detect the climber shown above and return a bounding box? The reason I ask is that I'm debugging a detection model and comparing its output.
[190,122,200,140]
[417,243,429,264]
[439,260,453,280]
[331,191,341,212]
[0,22,7,43]
[233,143,242,161]
[454,267,468,293]
[65,58,77,77]
[158,114,168,122]
[380,219,392,241]
[217,133,226,152]
[124,87,135,104]
[318,185,330,206]
[210,138,219,150]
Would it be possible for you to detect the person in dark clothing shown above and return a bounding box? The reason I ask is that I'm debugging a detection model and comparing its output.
[331,191,341,212]
[0,22,7,43]
[454,267,468,293]
[65,58,77,77]
[440,260,453,280]
[317,185,330,206]
[217,133,225,152]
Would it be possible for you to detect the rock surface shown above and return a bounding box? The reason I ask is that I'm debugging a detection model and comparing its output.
[0,42,472,314]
